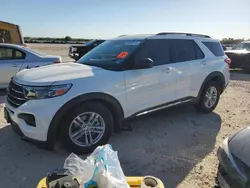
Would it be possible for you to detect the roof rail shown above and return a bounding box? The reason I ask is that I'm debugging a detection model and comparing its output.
[156,32,211,38]
[118,35,127,37]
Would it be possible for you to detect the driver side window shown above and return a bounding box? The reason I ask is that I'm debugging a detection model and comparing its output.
[133,39,174,67]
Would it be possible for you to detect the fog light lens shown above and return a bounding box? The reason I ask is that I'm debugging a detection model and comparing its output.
[18,113,36,127]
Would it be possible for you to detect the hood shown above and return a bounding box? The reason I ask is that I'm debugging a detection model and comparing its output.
[229,126,250,167]
[225,49,250,54]
[14,63,100,86]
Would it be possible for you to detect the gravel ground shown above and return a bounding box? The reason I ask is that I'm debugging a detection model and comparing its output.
[0,44,250,188]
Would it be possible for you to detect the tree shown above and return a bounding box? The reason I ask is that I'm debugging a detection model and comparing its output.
[64,36,72,41]
[221,38,244,44]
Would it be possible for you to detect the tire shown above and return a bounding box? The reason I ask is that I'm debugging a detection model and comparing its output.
[60,102,114,154]
[196,81,221,114]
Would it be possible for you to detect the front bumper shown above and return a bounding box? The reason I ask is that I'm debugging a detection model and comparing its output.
[217,140,247,188]
[4,107,53,150]
[4,94,68,144]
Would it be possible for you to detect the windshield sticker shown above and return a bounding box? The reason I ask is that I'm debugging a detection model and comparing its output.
[117,52,128,59]
[125,41,140,45]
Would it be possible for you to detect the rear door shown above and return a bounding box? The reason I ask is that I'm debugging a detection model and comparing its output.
[124,39,178,116]
[170,39,205,99]
[0,47,26,86]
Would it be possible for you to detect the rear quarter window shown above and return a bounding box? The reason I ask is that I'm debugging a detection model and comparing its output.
[202,42,224,57]
[15,50,26,59]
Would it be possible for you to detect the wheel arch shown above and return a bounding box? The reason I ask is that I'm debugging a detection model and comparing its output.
[198,71,225,98]
[47,92,125,147]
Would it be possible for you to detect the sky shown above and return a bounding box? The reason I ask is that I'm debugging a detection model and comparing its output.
[1,0,250,39]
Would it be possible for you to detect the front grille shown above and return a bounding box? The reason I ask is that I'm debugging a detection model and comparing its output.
[7,80,27,108]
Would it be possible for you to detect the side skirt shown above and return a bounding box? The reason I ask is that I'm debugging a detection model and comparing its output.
[125,96,197,120]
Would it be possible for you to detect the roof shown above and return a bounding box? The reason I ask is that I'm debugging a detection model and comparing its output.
[0,43,24,49]
[110,33,213,41]
[110,34,154,41]
[0,20,19,26]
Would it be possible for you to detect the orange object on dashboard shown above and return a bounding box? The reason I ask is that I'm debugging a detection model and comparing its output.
[117,52,128,59]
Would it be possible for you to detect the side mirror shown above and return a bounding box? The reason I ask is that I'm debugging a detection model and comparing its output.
[134,58,154,69]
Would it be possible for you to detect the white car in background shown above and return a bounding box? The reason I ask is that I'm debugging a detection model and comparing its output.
[0,44,61,88]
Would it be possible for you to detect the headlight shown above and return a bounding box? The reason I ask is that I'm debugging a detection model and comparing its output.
[23,84,72,99]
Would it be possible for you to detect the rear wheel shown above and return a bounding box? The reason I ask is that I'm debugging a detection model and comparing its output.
[60,102,113,154]
[196,82,221,113]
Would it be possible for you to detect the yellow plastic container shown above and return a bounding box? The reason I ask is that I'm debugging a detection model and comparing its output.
[37,176,164,188]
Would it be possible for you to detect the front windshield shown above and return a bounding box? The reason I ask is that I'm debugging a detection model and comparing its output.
[233,43,250,51]
[77,40,142,70]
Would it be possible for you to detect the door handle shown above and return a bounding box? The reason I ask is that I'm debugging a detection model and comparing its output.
[12,64,19,67]
[201,61,207,65]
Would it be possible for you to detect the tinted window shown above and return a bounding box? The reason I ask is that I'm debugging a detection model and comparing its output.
[0,48,13,60]
[202,42,224,56]
[173,39,204,62]
[133,39,204,66]
[0,47,25,60]
[0,29,11,43]
[15,50,25,59]
[194,42,205,59]
[134,39,174,66]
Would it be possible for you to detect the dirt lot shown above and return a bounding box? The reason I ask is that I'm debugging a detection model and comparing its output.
[0,44,250,188]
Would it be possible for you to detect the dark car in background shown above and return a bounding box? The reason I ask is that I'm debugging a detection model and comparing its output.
[217,126,250,188]
[68,39,105,61]
[225,41,250,70]
[222,44,227,51]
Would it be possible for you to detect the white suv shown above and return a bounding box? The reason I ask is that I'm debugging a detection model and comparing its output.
[4,33,230,153]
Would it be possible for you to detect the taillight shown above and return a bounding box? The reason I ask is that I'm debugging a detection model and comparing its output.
[53,61,61,64]
[224,58,231,67]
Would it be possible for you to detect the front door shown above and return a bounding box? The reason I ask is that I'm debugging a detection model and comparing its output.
[124,39,178,117]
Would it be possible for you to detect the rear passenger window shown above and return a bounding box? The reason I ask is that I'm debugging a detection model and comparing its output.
[202,42,224,57]
[173,39,204,62]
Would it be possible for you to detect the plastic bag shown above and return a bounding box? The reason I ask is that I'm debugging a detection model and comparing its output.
[64,144,130,188]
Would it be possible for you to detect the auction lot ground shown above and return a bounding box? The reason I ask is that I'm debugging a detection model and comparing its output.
[0,44,250,188]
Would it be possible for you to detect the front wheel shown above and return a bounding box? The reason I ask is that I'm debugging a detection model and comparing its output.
[196,82,221,113]
[60,102,114,154]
